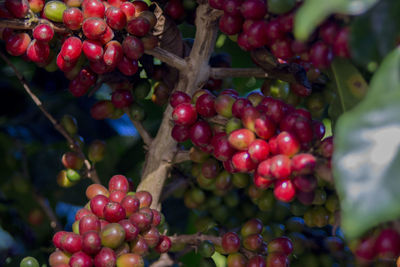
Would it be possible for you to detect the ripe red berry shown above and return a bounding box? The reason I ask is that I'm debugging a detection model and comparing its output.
[82,39,104,61]
[94,247,116,267]
[240,0,266,20]
[319,136,333,158]
[246,20,268,48]
[105,6,127,30]
[171,124,190,142]
[268,237,294,255]
[309,41,333,69]
[111,89,133,108]
[190,121,212,147]
[109,174,129,193]
[291,153,316,175]
[79,214,101,234]
[333,27,351,58]
[223,0,241,16]
[69,251,92,267]
[122,35,144,60]
[118,219,139,241]
[228,128,256,151]
[126,17,150,36]
[293,175,317,193]
[120,2,135,21]
[135,191,153,208]
[248,139,269,162]
[103,202,126,222]
[52,231,67,249]
[129,209,152,230]
[375,228,400,259]
[5,0,29,18]
[231,151,257,172]
[61,232,82,253]
[103,40,123,67]
[6,32,31,56]
[90,194,110,218]
[196,93,216,117]
[172,103,197,126]
[274,179,296,202]
[32,24,54,42]
[26,39,50,63]
[253,171,273,189]
[170,91,191,107]
[121,195,140,217]
[232,98,252,118]
[212,135,236,161]
[276,131,300,157]
[60,36,82,62]
[164,0,185,20]
[219,14,243,35]
[63,7,83,30]
[82,17,107,40]
[222,232,241,253]
[269,154,291,179]
[117,56,139,76]
[319,21,339,45]
[243,234,263,251]
[265,20,284,41]
[82,0,105,19]
[271,38,293,60]
[82,231,102,255]
[155,235,172,253]
[254,115,276,140]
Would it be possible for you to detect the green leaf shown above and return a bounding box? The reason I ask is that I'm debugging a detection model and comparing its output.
[328,58,368,123]
[294,0,379,41]
[333,48,400,239]
[350,0,400,68]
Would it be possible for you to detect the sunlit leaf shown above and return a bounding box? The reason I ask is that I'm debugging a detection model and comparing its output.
[333,48,400,239]
[294,0,379,41]
[328,58,368,124]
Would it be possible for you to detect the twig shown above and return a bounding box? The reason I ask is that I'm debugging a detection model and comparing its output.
[33,192,63,232]
[0,51,100,184]
[169,233,256,259]
[136,3,221,210]
[124,108,153,147]
[0,18,69,33]
[210,67,269,79]
[150,253,174,267]
[173,150,190,164]
[145,47,187,72]
[18,141,63,232]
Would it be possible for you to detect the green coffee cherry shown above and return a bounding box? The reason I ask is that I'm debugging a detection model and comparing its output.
[66,168,81,182]
[44,1,67,22]
[61,115,78,135]
[20,257,39,267]
[88,140,106,163]
[198,240,215,258]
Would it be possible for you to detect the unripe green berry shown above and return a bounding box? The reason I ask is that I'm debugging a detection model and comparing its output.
[44,1,67,22]
[88,140,106,163]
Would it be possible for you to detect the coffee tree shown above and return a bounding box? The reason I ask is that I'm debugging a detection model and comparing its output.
[0,0,399,265]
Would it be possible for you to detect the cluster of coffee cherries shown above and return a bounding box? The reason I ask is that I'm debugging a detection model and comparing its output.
[1,0,158,102]
[55,114,106,187]
[89,78,151,121]
[209,0,350,70]
[170,88,332,204]
[48,175,171,267]
[352,227,400,264]
[203,218,293,267]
